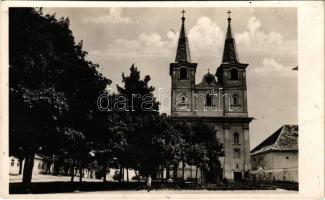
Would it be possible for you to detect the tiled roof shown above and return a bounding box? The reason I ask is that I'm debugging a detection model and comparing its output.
[251,125,298,155]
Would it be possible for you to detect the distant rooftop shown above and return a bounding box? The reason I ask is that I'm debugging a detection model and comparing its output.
[251,125,298,155]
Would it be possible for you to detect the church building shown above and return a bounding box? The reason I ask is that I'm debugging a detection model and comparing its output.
[169,10,253,181]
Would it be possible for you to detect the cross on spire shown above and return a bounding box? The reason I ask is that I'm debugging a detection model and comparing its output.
[227,10,231,18]
[175,9,191,62]
[223,10,239,63]
[181,9,186,18]
[227,10,232,23]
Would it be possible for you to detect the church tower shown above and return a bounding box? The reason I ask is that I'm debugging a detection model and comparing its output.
[170,10,197,116]
[168,10,253,181]
[216,11,249,117]
[216,11,251,180]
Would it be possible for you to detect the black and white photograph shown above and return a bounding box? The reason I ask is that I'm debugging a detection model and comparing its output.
[0,1,324,199]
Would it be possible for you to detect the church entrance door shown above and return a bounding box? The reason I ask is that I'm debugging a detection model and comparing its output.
[233,172,242,182]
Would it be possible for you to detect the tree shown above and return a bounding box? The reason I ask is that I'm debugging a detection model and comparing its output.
[187,143,209,183]
[87,94,114,182]
[152,115,184,182]
[9,8,110,191]
[116,64,159,119]
[130,114,184,179]
[114,65,190,181]
[190,122,224,183]
[115,65,160,177]
[10,86,68,189]
[57,127,86,182]
[173,123,191,181]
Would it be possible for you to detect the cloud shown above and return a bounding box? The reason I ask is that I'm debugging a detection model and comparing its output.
[189,17,224,58]
[235,17,297,58]
[88,15,297,79]
[260,58,286,71]
[90,16,225,61]
[235,17,297,77]
[90,31,177,58]
[252,58,296,77]
[83,8,133,24]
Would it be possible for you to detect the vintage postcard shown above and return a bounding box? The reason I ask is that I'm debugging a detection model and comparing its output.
[0,1,324,199]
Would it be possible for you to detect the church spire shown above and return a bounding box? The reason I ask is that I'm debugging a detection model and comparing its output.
[222,10,239,63]
[175,9,192,63]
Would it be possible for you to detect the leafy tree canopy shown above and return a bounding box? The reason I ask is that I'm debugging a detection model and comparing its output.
[9,7,111,187]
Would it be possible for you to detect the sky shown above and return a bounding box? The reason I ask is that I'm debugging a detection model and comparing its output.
[43,7,298,149]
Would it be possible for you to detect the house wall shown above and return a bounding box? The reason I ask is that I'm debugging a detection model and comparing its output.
[251,151,298,170]
[9,156,21,175]
[251,151,298,182]
[251,152,274,170]
[33,158,48,175]
[272,151,298,170]
[251,168,298,182]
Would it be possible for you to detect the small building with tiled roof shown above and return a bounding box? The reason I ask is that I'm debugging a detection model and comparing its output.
[250,125,298,182]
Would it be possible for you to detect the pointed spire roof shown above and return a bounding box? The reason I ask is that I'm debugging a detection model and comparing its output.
[222,10,239,63]
[175,9,191,63]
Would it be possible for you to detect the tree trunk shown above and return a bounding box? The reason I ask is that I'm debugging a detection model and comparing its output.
[79,165,83,182]
[126,167,129,182]
[195,167,198,184]
[103,161,107,182]
[70,160,75,182]
[200,168,203,186]
[166,164,170,181]
[18,158,23,175]
[161,165,164,183]
[118,166,123,182]
[121,167,124,182]
[22,153,35,192]
[135,170,140,183]
[46,162,51,175]
[182,161,185,181]
[173,165,177,180]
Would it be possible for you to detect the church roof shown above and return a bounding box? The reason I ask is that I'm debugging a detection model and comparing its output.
[251,125,298,155]
[175,10,192,63]
[222,12,239,64]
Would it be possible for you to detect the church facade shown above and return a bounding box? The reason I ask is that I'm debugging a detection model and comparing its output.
[169,11,253,181]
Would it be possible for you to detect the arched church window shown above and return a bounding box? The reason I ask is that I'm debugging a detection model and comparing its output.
[233,94,239,105]
[180,68,188,80]
[230,68,238,80]
[181,96,186,103]
[206,93,213,106]
[233,132,239,144]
